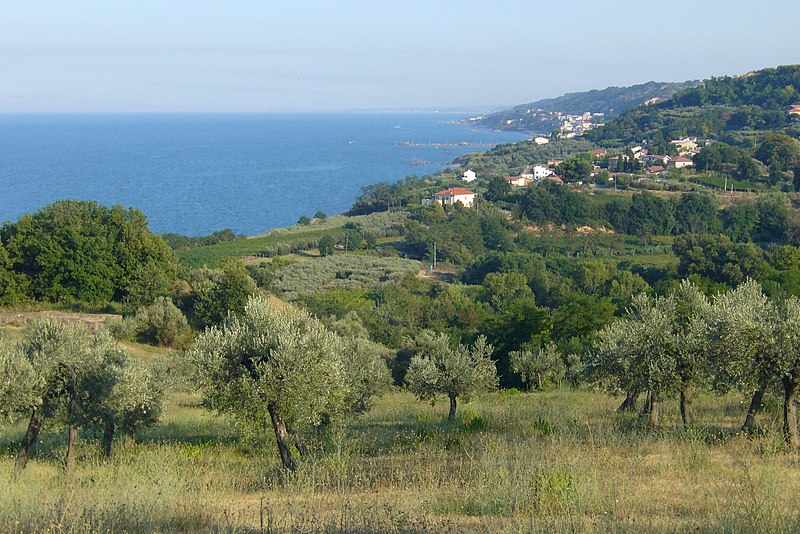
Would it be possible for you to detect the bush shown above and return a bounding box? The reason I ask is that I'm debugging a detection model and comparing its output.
[133,297,191,347]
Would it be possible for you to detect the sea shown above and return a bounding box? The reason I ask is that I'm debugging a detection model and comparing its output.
[0,113,528,236]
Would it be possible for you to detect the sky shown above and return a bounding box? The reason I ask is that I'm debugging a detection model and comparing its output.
[0,0,798,112]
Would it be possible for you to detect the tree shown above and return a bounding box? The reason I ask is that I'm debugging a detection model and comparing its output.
[510,343,566,391]
[670,280,712,428]
[188,296,387,469]
[672,193,720,235]
[480,215,513,252]
[592,293,679,427]
[591,281,710,427]
[722,204,759,242]
[673,234,767,286]
[405,333,497,420]
[556,157,592,183]
[482,272,533,311]
[89,357,165,457]
[485,176,511,201]
[0,336,41,426]
[1,200,176,306]
[0,239,27,306]
[754,133,800,170]
[770,296,800,446]
[186,260,258,328]
[318,235,335,257]
[298,215,312,226]
[14,320,122,471]
[608,271,650,309]
[314,211,328,221]
[337,336,392,415]
[626,192,674,236]
[706,280,773,433]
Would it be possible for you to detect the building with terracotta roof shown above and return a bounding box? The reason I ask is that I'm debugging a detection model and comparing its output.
[433,187,477,207]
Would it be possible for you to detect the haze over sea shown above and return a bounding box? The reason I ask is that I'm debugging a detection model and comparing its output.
[0,113,527,236]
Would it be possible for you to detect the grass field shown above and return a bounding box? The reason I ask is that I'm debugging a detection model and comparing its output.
[3,366,800,533]
[688,174,768,193]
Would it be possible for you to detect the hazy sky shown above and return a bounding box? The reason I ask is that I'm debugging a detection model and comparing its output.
[1,0,798,112]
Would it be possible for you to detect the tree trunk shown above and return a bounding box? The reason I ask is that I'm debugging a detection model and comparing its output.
[617,389,639,413]
[680,383,693,429]
[648,400,660,428]
[448,395,457,421]
[641,391,653,415]
[102,420,116,458]
[783,376,800,448]
[742,388,765,434]
[267,402,296,470]
[65,424,78,472]
[286,424,309,456]
[15,408,44,473]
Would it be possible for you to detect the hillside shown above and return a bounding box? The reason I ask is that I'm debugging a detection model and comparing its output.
[584,65,800,147]
[468,81,698,133]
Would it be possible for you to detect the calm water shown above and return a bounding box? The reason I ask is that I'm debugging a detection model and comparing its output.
[0,113,527,236]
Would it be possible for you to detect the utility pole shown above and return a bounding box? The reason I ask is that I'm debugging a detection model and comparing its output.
[433,241,437,270]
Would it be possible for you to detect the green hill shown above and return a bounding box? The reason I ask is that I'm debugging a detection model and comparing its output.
[469,80,698,133]
[583,65,800,148]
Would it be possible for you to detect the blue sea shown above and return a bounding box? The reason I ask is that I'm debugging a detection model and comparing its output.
[0,113,527,236]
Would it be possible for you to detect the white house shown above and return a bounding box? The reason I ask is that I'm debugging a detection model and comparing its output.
[669,156,694,169]
[462,169,477,182]
[533,165,554,180]
[533,136,550,145]
[433,187,477,207]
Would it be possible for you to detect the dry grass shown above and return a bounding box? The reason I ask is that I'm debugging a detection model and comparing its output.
[2,386,800,533]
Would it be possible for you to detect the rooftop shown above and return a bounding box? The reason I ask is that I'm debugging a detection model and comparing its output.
[434,187,476,196]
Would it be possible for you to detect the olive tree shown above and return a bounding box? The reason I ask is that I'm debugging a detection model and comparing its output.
[706,280,773,433]
[405,333,497,420]
[78,355,165,457]
[670,280,712,428]
[0,336,41,425]
[509,342,566,391]
[188,295,388,470]
[14,320,120,471]
[589,315,642,413]
[592,282,711,428]
[772,296,800,446]
[338,336,392,415]
[593,293,678,426]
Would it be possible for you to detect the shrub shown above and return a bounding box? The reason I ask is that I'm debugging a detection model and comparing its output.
[133,297,191,347]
